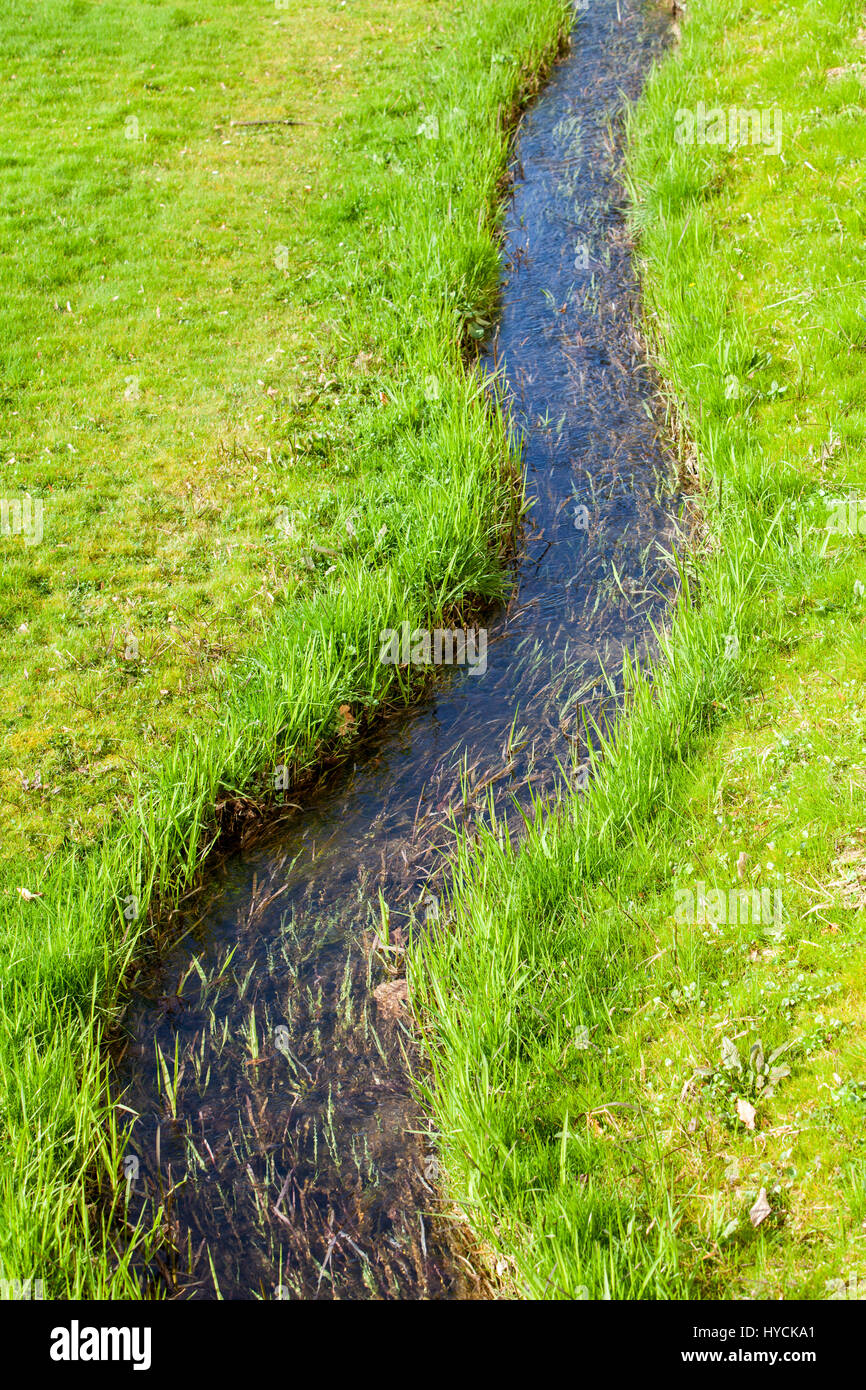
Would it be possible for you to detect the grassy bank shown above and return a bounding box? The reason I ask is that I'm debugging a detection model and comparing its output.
[0,0,571,1297]
[414,0,866,1299]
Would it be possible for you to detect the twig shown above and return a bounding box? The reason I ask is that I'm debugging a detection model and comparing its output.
[230,119,314,128]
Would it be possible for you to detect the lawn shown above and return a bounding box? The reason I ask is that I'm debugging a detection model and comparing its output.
[1,0,530,870]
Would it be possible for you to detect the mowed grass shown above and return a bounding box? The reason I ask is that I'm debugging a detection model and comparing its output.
[1,0,548,869]
[2,0,395,865]
[0,0,572,1296]
[412,0,866,1300]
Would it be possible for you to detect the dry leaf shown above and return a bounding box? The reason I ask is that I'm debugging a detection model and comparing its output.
[749,1187,772,1228]
[336,703,355,737]
[17,886,43,901]
[736,1097,756,1130]
[736,851,749,881]
[373,978,408,1021]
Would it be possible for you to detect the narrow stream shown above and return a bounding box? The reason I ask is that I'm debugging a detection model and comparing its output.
[115,0,677,1300]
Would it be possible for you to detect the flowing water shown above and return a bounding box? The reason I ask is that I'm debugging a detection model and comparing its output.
[114,0,678,1300]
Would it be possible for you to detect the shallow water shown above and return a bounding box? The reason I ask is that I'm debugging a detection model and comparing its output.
[114,0,677,1300]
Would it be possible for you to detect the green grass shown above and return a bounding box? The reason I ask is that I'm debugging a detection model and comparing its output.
[412,0,866,1300]
[0,0,572,1297]
[0,0,561,869]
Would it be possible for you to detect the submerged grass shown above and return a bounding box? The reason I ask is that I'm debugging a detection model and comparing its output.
[0,0,572,1296]
[413,0,866,1299]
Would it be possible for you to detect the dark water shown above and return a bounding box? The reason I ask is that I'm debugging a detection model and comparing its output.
[114,0,677,1300]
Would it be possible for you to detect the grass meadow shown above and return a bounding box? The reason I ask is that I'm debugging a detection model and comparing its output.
[4,0,865,1304]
